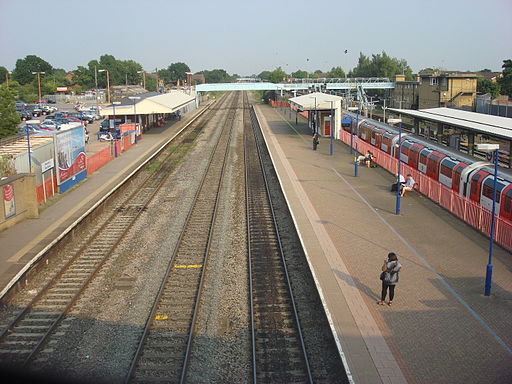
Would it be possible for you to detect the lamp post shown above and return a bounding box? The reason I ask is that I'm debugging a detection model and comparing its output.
[476,143,500,296]
[5,71,11,88]
[98,69,110,104]
[388,118,403,215]
[128,96,141,143]
[111,101,121,157]
[137,70,146,90]
[32,71,45,105]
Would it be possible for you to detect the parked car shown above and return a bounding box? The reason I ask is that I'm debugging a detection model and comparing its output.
[67,112,93,124]
[100,119,121,133]
[16,109,32,121]
[41,120,62,130]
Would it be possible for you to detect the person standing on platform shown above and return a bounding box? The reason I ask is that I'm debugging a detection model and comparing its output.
[313,133,320,151]
[378,252,402,306]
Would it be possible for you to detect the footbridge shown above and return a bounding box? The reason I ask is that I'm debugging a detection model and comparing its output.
[195,77,394,92]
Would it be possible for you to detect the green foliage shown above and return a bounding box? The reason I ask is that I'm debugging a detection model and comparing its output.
[168,62,191,82]
[258,71,271,81]
[197,69,234,83]
[268,67,287,83]
[477,78,501,98]
[327,67,346,78]
[291,70,308,79]
[350,52,413,80]
[0,67,8,84]
[12,55,53,85]
[0,84,21,138]
[498,59,512,97]
[0,154,17,178]
[73,55,144,89]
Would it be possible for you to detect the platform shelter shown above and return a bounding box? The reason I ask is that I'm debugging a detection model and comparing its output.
[288,92,343,138]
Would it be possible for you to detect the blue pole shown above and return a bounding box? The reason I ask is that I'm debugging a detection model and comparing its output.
[396,121,403,215]
[484,149,499,296]
[354,109,359,176]
[350,115,354,154]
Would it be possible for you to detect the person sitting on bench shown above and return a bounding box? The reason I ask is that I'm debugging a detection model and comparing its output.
[401,174,417,196]
[356,150,374,167]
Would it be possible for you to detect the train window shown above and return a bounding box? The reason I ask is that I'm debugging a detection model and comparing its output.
[420,154,428,164]
[440,164,452,178]
[483,184,501,203]
[505,196,512,213]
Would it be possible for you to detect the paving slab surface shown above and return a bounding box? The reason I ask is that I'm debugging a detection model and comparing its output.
[255,104,512,384]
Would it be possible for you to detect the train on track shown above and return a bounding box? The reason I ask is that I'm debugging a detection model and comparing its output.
[342,113,512,222]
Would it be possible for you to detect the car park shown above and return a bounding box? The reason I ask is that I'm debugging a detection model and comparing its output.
[16,109,32,121]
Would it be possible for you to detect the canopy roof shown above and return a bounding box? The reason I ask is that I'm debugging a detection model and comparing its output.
[289,92,343,111]
[100,91,196,116]
[388,107,512,140]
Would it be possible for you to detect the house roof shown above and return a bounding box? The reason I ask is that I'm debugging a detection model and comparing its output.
[288,92,342,111]
[388,107,512,140]
[100,90,196,116]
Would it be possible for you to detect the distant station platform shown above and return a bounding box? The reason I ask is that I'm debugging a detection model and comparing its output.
[254,103,512,384]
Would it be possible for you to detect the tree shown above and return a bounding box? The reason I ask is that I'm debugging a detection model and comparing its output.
[258,71,271,81]
[291,70,308,79]
[197,69,234,83]
[0,66,8,84]
[168,62,191,82]
[268,67,287,83]
[350,52,413,80]
[12,55,53,85]
[0,84,20,138]
[477,78,501,98]
[327,66,346,78]
[498,59,512,97]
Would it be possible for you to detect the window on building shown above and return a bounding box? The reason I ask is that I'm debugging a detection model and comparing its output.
[430,78,438,86]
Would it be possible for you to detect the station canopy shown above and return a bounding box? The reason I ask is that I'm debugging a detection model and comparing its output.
[389,107,512,140]
[100,90,196,116]
[289,92,343,111]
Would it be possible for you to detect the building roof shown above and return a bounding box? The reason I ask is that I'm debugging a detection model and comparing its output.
[289,92,342,111]
[388,107,512,140]
[100,90,196,116]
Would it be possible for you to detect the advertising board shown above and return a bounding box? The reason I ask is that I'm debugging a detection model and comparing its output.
[54,126,87,193]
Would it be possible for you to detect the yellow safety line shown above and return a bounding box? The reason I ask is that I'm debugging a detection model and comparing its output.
[174,264,203,268]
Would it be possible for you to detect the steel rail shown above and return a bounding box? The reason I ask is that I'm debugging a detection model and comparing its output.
[125,92,239,384]
[0,94,226,368]
[245,92,313,383]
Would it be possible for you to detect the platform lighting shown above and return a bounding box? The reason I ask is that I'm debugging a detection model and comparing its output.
[128,96,141,143]
[32,72,45,105]
[388,118,403,214]
[327,100,335,155]
[476,143,500,296]
[98,69,110,104]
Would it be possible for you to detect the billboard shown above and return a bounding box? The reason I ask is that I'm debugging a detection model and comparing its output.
[54,126,87,193]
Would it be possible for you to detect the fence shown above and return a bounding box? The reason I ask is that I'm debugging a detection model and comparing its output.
[35,173,57,204]
[339,129,512,253]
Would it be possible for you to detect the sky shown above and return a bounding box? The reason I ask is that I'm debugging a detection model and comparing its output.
[1,0,511,76]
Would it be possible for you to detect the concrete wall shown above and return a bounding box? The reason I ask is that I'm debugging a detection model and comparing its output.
[0,174,39,232]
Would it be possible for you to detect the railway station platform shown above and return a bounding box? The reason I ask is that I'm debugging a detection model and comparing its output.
[0,106,204,297]
[254,104,512,384]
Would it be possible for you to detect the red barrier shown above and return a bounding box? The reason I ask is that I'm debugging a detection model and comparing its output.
[35,174,57,204]
[339,130,512,252]
[87,146,112,176]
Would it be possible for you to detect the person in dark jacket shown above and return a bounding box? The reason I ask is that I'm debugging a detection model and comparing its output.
[312,133,320,150]
[377,252,402,306]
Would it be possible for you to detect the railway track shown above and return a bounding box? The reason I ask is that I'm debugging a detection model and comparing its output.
[0,94,228,368]
[244,94,313,383]
[125,92,239,383]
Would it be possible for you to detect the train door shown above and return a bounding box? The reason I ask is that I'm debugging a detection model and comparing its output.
[391,134,407,158]
[409,143,425,170]
[381,132,394,154]
[500,185,512,221]
[452,162,468,192]
[400,141,414,165]
[439,158,458,188]
[418,148,432,174]
[469,170,490,203]
[373,128,385,148]
[480,177,508,214]
[459,162,491,197]
[426,151,446,181]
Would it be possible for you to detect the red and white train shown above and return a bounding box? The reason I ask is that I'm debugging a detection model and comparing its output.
[342,114,512,222]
